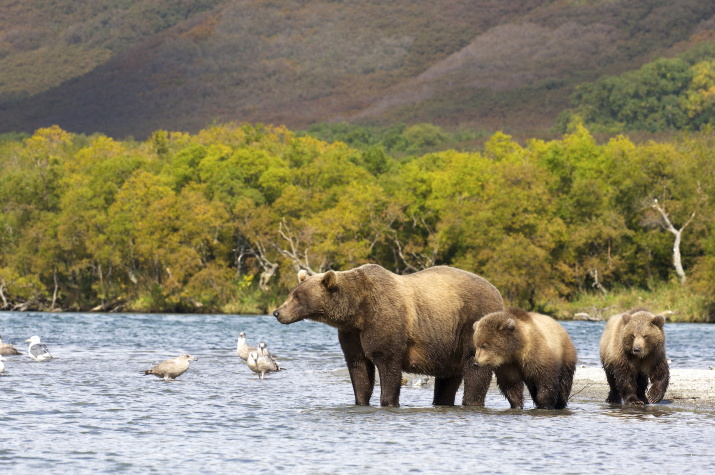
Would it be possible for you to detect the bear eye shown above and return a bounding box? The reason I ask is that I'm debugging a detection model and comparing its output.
[481,344,487,349]
[631,334,635,340]
[643,335,649,340]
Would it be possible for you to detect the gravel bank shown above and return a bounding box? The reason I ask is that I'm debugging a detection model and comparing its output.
[569,367,715,410]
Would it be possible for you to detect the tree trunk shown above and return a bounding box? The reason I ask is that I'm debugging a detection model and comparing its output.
[652,200,694,286]
[51,268,59,310]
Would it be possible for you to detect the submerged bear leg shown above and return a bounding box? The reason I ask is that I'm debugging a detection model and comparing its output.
[603,367,622,403]
[646,361,670,404]
[462,361,492,406]
[372,356,403,407]
[338,330,375,405]
[433,376,462,406]
[495,369,524,409]
[532,383,558,410]
[612,366,642,405]
[556,365,575,409]
[636,373,649,403]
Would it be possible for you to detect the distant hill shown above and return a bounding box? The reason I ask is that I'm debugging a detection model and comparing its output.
[0,0,713,139]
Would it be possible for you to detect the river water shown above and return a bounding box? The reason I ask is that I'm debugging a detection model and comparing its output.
[1,312,714,473]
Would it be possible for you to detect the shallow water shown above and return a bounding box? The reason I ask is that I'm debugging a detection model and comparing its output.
[1,313,714,473]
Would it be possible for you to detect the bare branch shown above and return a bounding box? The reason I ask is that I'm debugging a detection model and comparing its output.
[0,281,8,309]
[589,268,608,299]
[274,218,318,275]
[649,198,694,285]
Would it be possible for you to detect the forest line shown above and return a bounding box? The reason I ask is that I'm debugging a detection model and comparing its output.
[0,123,713,320]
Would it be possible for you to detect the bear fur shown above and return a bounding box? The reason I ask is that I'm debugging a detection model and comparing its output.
[472,308,577,409]
[273,264,504,407]
[599,308,669,405]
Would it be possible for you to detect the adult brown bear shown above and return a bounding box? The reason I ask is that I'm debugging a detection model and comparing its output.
[273,264,504,407]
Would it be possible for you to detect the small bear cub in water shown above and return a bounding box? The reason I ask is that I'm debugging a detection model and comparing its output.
[473,308,577,409]
[599,308,669,405]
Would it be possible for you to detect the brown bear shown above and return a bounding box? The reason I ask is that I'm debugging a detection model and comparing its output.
[472,308,578,409]
[599,308,669,405]
[272,264,504,407]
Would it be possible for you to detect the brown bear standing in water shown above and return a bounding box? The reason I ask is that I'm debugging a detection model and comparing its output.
[472,308,577,409]
[599,308,669,405]
[273,264,504,407]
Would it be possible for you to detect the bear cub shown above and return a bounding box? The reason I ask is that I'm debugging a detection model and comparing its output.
[599,308,669,405]
[473,308,577,409]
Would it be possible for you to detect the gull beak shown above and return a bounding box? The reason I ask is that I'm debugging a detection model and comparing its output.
[25,338,30,342]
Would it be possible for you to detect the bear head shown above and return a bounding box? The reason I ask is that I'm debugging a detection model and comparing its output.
[472,311,522,369]
[620,309,666,359]
[272,269,341,325]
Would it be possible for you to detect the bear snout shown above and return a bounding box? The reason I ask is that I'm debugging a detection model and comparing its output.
[273,309,280,318]
[632,345,642,355]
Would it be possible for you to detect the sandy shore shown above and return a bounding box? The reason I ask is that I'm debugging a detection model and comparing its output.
[402,367,715,410]
[568,367,715,410]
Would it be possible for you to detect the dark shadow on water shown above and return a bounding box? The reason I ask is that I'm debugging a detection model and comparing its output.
[602,402,676,419]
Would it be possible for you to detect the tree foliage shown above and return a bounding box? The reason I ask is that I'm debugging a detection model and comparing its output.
[559,42,715,133]
[0,123,713,318]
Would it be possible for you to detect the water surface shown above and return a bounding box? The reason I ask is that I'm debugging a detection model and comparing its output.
[1,313,713,473]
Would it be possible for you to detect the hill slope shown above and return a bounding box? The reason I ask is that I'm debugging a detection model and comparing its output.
[0,0,713,138]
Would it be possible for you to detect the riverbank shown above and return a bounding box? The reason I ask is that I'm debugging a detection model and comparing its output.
[400,367,715,411]
[569,367,715,411]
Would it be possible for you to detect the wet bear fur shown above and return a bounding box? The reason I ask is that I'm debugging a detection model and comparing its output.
[599,308,669,405]
[472,308,577,409]
[273,264,504,407]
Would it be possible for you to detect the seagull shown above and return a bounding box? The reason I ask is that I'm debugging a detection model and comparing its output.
[257,342,281,370]
[0,356,5,374]
[143,354,198,381]
[25,335,52,361]
[0,334,21,355]
[247,351,280,379]
[237,332,257,361]
[257,341,270,356]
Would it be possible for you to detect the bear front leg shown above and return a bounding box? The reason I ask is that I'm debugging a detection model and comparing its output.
[462,359,492,406]
[646,361,670,404]
[530,380,558,410]
[433,376,462,406]
[338,330,375,406]
[371,354,403,407]
[636,373,649,403]
[495,369,524,409]
[612,366,642,405]
[603,366,621,403]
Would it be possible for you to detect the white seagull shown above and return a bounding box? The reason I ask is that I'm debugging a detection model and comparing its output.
[247,351,281,379]
[237,332,257,361]
[257,342,281,370]
[26,335,52,361]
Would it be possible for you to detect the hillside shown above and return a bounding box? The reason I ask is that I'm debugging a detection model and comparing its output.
[0,0,713,139]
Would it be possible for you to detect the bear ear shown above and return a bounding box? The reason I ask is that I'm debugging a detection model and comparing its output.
[321,270,338,291]
[473,321,480,332]
[502,318,516,332]
[621,313,632,325]
[298,269,309,283]
[652,314,665,329]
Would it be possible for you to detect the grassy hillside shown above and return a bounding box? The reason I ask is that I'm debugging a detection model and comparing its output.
[0,0,713,138]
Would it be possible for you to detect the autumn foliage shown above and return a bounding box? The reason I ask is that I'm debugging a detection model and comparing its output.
[0,123,713,319]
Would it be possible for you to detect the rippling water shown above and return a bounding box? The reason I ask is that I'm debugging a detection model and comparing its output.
[1,312,714,473]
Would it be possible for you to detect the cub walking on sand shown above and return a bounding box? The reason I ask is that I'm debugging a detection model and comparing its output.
[599,308,669,405]
[473,308,577,409]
